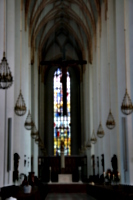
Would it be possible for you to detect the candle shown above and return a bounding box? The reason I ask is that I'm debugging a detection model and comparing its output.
[118,172,120,179]
[108,173,110,179]
[113,174,115,181]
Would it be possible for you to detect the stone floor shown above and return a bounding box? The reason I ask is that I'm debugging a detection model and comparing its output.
[45,193,96,200]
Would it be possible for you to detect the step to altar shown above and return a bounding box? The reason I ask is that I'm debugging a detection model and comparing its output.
[47,183,87,193]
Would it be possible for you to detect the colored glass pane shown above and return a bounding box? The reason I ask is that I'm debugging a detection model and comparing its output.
[53,68,71,156]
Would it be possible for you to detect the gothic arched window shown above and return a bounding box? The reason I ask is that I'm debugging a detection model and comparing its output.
[53,68,71,156]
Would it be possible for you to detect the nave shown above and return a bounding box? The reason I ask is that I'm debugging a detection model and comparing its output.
[1,0,133,196]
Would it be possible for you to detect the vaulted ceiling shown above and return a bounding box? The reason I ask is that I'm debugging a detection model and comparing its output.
[25,0,107,64]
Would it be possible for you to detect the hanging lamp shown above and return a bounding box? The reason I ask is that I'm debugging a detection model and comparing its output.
[83,141,87,152]
[24,110,34,130]
[91,129,97,144]
[97,22,105,138]
[121,0,133,115]
[14,0,27,116]
[0,0,13,89]
[86,138,91,149]
[97,123,104,138]
[39,140,44,148]
[35,134,41,144]
[106,11,115,129]
[31,123,38,139]
[80,145,84,154]
[106,109,115,129]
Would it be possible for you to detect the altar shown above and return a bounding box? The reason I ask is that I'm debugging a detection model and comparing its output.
[58,174,72,183]
[38,155,87,183]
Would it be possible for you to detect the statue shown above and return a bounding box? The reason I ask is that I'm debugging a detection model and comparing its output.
[61,140,64,152]
[111,154,118,173]
[101,154,104,173]
[13,153,20,182]
[97,156,99,176]
[60,140,65,169]
[92,155,95,175]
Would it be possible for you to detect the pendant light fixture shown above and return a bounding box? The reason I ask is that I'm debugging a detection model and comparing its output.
[31,123,38,139]
[97,22,104,138]
[24,110,34,130]
[106,10,115,129]
[121,0,133,115]
[14,0,27,116]
[86,138,91,149]
[91,129,97,144]
[0,0,13,89]
[35,134,41,144]
[83,141,87,152]
[39,140,44,148]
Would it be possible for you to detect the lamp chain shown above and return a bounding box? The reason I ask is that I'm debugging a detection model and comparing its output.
[3,0,6,53]
[20,0,23,90]
[124,0,127,89]
[107,10,111,109]
[92,64,94,131]
[98,20,101,123]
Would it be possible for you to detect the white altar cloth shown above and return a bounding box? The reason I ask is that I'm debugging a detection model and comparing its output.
[58,174,72,183]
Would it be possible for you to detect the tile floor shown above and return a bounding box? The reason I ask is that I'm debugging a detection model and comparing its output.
[45,193,96,200]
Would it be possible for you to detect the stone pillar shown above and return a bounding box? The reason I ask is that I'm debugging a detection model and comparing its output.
[123,0,133,184]
[33,50,39,176]
[0,0,6,187]
[100,3,111,173]
[115,0,127,184]
[108,0,117,165]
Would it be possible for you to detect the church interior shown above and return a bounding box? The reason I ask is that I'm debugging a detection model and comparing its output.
[0,0,133,199]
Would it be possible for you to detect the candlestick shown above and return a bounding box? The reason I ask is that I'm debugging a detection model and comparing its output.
[113,174,115,181]
[118,172,120,179]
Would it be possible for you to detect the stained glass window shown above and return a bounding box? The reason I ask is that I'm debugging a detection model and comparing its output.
[53,68,71,156]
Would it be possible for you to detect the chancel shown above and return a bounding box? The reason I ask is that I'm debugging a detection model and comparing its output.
[1,0,133,200]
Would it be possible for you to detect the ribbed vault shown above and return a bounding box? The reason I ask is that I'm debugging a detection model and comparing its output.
[25,0,107,66]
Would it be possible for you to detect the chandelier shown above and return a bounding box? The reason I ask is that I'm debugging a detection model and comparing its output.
[90,129,97,144]
[121,89,132,115]
[35,135,41,144]
[31,123,38,139]
[121,0,133,115]
[97,29,105,138]
[0,53,13,89]
[106,109,115,129]
[86,138,91,149]
[14,90,27,116]
[106,13,116,129]
[97,122,104,138]
[14,0,27,116]
[24,110,34,130]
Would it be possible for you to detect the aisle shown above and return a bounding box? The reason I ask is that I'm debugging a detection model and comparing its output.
[45,193,96,200]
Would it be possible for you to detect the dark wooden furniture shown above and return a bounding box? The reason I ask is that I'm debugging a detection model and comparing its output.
[38,155,87,182]
[1,181,48,200]
[87,184,133,200]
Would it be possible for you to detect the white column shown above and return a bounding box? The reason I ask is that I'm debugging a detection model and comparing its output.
[101,3,111,172]
[93,40,99,175]
[2,0,15,186]
[33,50,38,176]
[14,0,32,178]
[0,0,5,187]
[108,0,117,163]
[115,0,127,184]
[124,0,133,184]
